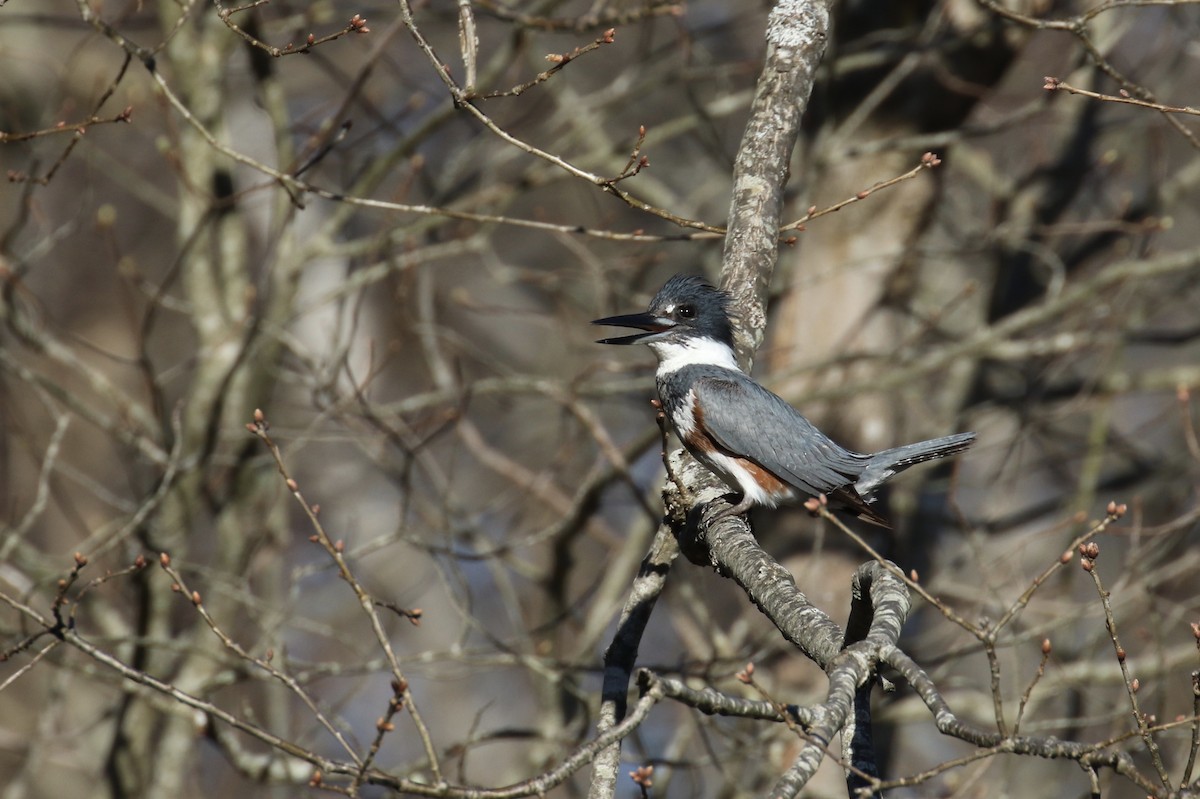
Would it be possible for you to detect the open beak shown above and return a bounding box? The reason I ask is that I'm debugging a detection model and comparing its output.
[591,312,674,345]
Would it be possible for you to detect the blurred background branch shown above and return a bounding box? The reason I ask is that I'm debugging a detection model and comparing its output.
[2,0,1200,797]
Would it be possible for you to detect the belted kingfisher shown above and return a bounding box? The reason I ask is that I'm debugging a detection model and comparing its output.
[594,274,975,527]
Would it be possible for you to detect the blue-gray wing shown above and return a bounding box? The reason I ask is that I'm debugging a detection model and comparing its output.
[691,372,869,497]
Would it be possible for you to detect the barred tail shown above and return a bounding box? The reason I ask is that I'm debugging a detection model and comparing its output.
[855,432,975,496]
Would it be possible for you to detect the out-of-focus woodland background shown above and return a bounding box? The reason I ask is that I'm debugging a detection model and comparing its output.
[3,0,1200,797]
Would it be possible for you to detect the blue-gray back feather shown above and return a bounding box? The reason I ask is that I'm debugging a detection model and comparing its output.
[683,369,870,497]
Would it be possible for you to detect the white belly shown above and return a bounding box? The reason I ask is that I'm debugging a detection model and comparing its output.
[692,448,795,509]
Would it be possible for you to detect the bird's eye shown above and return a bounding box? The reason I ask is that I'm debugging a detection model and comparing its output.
[677,304,696,319]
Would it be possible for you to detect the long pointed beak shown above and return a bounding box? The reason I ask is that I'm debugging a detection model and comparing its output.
[591,312,674,345]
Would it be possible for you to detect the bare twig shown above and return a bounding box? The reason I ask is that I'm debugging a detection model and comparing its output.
[470,28,616,100]
[1043,76,1200,116]
[213,2,371,58]
[780,152,942,232]
[155,553,364,767]
[474,0,683,32]
[0,106,133,144]
[1080,539,1173,789]
[246,409,444,786]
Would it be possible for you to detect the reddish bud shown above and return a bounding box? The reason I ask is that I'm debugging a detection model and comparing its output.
[1081,558,1094,572]
[1131,678,1140,693]
[629,765,654,787]
[1041,638,1052,655]
[160,552,171,567]
[910,569,920,582]
[1116,647,1126,662]
[307,33,315,45]
[134,554,147,569]
[334,539,345,553]
[1043,76,1061,90]
[286,478,298,492]
[74,552,88,566]
[1060,550,1073,564]
[191,590,201,605]
[602,28,616,43]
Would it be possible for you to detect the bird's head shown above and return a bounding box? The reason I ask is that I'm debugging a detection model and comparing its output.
[592,274,735,355]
